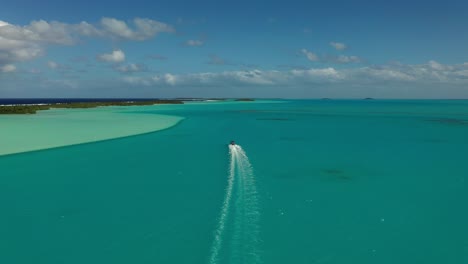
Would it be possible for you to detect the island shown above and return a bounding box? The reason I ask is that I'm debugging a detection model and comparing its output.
[175,98,227,101]
[0,100,184,114]
[234,98,255,102]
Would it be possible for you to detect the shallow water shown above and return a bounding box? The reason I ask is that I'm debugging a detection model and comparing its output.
[0,106,183,156]
[1,100,467,263]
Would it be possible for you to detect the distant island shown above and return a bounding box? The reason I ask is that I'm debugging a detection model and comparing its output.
[175,98,227,101]
[234,98,255,101]
[0,100,183,114]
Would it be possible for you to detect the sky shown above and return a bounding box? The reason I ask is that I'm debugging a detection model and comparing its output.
[1,0,468,98]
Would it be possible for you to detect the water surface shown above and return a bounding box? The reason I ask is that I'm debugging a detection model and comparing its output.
[1,100,467,263]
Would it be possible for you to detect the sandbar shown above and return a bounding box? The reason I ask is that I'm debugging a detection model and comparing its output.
[0,106,184,156]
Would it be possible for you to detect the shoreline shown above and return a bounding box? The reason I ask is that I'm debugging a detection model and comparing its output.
[0,98,257,114]
[0,99,184,115]
[0,107,184,156]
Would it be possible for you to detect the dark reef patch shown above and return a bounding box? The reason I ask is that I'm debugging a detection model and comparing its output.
[426,118,468,126]
[423,138,447,143]
[321,169,352,180]
[279,136,305,141]
[256,118,292,121]
[323,169,343,174]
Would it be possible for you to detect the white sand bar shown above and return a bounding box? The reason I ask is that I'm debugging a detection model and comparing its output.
[0,106,184,156]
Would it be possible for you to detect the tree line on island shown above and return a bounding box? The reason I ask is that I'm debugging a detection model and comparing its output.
[0,100,183,114]
[0,98,255,114]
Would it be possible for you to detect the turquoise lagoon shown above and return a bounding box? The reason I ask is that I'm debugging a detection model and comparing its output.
[1,100,467,263]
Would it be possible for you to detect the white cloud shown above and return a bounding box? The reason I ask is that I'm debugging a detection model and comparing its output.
[73,21,101,37]
[97,49,125,63]
[0,18,174,65]
[355,67,415,81]
[291,67,342,81]
[428,60,444,70]
[335,55,361,63]
[124,69,291,87]
[302,48,361,64]
[428,60,453,71]
[45,61,72,72]
[0,20,75,45]
[186,39,204,46]
[4,60,468,98]
[6,46,44,62]
[100,17,174,41]
[47,61,58,69]
[164,73,177,85]
[122,61,468,90]
[1,64,16,72]
[330,42,347,51]
[0,20,45,64]
[301,49,319,61]
[100,18,134,39]
[115,63,147,73]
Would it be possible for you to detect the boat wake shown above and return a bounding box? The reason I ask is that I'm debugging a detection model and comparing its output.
[209,144,261,264]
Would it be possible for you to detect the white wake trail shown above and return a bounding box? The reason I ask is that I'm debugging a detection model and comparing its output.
[208,145,237,264]
[209,144,261,264]
[231,145,260,264]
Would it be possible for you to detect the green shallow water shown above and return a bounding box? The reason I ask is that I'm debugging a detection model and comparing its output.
[1,100,467,263]
[0,106,184,156]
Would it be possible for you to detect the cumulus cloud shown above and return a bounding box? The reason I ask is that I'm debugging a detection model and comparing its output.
[122,61,468,89]
[45,61,73,73]
[186,39,204,46]
[301,49,319,61]
[115,63,147,73]
[0,21,44,64]
[4,60,468,98]
[47,61,58,69]
[428,60,454,71]
[124,69,298,87]
[302,48,361,64]
[1,64,16,72]
[330,42,347,51]
[0,20,75,45]
[0,17,174,66]
[291,67,343,81]
[97,49,125,63]
[330,55,361,64]
[100,17,174,41]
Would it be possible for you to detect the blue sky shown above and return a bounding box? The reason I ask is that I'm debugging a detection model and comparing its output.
[1,0,468,98]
